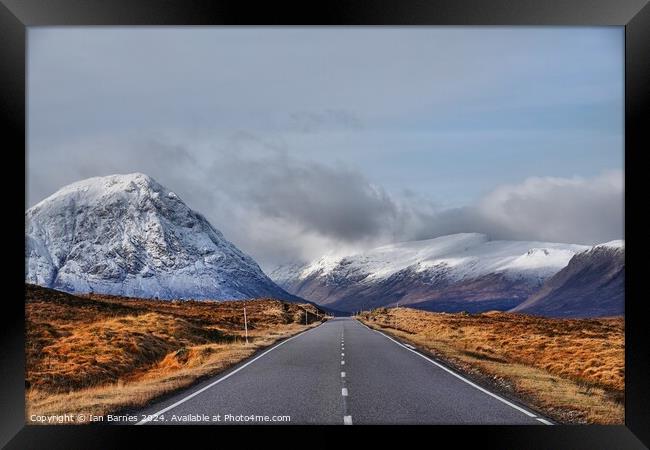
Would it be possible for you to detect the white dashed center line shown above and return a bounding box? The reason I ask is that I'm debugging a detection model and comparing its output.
[340,327,352,425]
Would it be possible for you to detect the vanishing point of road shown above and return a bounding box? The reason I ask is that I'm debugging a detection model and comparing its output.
[136,317,551,425]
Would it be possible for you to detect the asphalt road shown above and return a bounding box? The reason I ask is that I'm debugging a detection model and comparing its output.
[135,317,550,425]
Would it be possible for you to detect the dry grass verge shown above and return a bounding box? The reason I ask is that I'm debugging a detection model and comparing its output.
[357,307,623,424]
[26,284,325,422]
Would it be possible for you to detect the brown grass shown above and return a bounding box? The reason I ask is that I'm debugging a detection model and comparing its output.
[25,284,325,422]
[357,307,624,424]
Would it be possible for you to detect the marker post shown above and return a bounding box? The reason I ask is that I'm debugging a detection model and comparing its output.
[244,306,249,345]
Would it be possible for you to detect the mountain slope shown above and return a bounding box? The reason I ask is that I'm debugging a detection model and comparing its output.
[270,233,589,313]
[510,241,624,318]
[25,173,295,301]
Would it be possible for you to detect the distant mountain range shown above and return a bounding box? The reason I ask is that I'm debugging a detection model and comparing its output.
[25,173,296,301]
[271,234,624,316]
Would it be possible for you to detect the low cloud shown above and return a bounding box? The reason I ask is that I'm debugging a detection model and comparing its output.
[207,152,396,241]
[475,171,624,244]
[192,150,624,267]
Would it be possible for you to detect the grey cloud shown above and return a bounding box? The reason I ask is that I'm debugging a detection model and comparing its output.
[474,171,624,244]
[200,145,624,264]
[398,171,624,247]
[208,153,396,241]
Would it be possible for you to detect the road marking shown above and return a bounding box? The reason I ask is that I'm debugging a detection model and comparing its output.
[536,418,553,425]
[362,321,545,421]
[340,326,351,426]
[404,344,416,350]
[136,324,321,425]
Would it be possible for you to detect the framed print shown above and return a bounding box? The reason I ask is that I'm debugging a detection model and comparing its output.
[1,0,648,448]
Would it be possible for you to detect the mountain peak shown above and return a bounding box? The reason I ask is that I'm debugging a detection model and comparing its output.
[26,174,294,301]
[29,173,171,211]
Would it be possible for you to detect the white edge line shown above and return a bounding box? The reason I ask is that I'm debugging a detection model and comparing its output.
[361,321,549,422]
[536,418,553,425]
[137,325,321,425]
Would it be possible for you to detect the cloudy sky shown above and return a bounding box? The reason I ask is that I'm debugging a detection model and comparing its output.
[27,27,624,270]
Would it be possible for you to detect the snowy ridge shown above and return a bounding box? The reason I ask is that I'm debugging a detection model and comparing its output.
[25,173,293,301]
[285,233,589,285]
[594,240,624,250]
[270,234,620,312]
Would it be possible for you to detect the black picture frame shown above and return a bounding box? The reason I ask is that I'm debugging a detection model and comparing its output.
[2,0,648,448]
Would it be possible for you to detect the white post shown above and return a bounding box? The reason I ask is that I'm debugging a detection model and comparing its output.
[244,306,249,345]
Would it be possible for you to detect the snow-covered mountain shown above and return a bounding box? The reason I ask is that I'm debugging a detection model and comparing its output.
[510,241,624,317]
[270,233,590,312]
[25,173,295,301]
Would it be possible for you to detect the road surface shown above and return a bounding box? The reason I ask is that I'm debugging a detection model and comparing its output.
[136,317,550,425]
